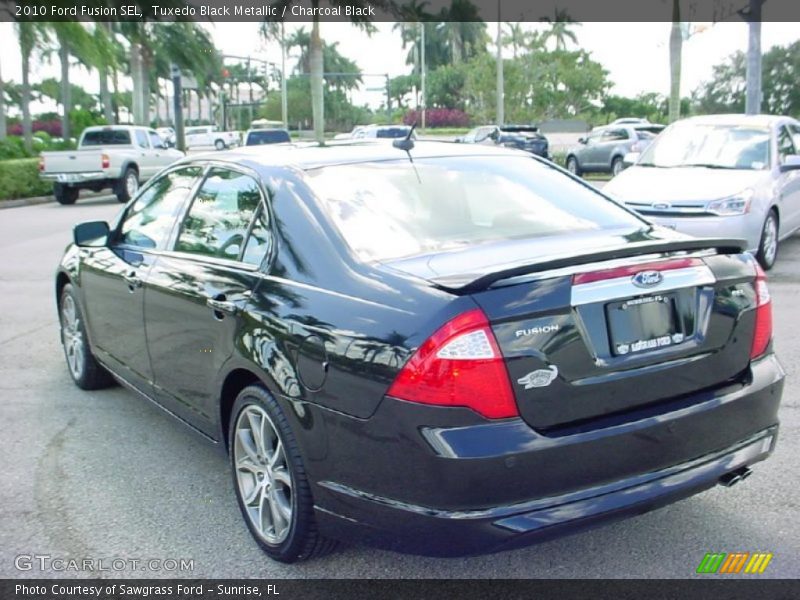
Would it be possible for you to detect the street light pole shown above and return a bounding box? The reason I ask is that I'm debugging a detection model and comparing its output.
[744,0,763,115]
[281,22,288,129]
[496,4,504,126]
[420,21,426,130]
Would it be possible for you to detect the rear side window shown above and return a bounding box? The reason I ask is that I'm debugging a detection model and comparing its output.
[118,166,203,249]
[174,168,265,261]
[246,130,291,145]
[306,156,644,262]
[81,129,131,146]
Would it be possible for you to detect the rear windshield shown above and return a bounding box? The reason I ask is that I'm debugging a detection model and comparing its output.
[246,130,291,145]
[306,156,645,262]
[81,129,131,146]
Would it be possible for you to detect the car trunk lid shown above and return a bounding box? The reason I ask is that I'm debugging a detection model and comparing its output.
[384,231,757,430]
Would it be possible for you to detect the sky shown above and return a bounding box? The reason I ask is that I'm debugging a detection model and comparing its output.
[1,20,798,113]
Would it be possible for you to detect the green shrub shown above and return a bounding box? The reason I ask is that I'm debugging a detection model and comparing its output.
[0,137,33,160]
[0,158,53,200]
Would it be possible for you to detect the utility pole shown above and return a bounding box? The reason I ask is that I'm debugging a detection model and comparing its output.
[170,63,185,152]
[496,5,504,126]
[743,0,763,114]
[420,21,426,130]
[281,22,288,130]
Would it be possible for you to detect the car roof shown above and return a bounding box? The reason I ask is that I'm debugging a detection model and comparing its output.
[676,113,794,128]
[184,139,526,171]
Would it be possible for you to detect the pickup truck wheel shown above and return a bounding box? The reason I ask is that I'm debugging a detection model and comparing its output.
[215,139,227,151]
[115,168,139,203]
[54,183,79,205]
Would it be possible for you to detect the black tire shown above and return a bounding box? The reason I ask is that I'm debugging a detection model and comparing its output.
[114,167,139,203]
[757,209,779,271]
[214,139,226,151]
[611,156,624,177]
[229,384,337,563]
[58,284,116,390]
[566,155,582,176]
[53,183,79,205]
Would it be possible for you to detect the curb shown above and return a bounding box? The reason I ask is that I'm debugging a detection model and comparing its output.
[0,195,54,209]
[0,191,115,210]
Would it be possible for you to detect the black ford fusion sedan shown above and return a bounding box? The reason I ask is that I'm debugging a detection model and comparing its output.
[56,141,784,562]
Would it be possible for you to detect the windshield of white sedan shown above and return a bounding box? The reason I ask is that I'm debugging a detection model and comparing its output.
[638,123,770,170]
[306,156,644,262]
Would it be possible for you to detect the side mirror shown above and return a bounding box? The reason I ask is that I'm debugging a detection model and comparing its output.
[578,137,587,144]
[74,221,110,247]
[780,155,800,172]
[622,152,641,167]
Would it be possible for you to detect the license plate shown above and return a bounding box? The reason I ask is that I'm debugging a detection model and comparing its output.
[57,173,78,183]
[607,294,684,356]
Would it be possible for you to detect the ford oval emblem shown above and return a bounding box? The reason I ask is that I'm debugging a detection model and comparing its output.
[632,270,663,288]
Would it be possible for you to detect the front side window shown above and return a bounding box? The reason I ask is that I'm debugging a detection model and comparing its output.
[118,166,203,249]
[149,131,165,149]
[134,130,149,148]
[174,168,264,261]
[306,156,645,262]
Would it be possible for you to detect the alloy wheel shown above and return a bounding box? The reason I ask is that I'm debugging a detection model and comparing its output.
[234,405,294,545]
[61,295,85,380]
[762,214,778,267]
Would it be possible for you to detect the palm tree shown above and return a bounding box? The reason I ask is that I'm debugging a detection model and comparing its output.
[541,9,580,51]
[45,23,94,140]
[503,22,528,59]
[268,1,392,143]
[92,23,120,124]
[16,22,48,151]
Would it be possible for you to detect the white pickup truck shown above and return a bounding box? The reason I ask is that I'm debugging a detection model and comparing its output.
[39,125,184,205]
[184,126,240,150]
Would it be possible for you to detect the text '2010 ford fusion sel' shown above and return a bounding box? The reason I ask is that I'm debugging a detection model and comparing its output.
[56,140,784,562]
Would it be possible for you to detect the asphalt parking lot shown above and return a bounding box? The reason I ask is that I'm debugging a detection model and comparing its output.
[1,192,798,579]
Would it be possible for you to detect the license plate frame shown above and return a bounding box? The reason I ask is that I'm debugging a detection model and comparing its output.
[606,293,684,356]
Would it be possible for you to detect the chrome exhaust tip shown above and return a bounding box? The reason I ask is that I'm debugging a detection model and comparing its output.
[719,467,752,488]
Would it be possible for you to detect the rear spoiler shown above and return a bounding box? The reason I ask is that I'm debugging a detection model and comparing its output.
[431,238,747,294]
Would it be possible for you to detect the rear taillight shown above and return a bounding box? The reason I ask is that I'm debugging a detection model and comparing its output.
[101,153,110,169]
[751,264,772,359]
[38,157,45,172]
[386,309,518,419]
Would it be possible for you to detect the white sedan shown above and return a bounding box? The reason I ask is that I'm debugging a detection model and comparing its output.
[605,114,800,269]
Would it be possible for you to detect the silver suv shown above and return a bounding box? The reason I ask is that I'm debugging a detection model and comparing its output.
[567,122,664,177]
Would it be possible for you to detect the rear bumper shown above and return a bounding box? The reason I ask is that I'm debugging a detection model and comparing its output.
[41,172,108,184]
[310,354,784,557]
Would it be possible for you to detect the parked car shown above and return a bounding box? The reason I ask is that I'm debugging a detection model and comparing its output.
[567,122,665,177]
[156,127,176,148]
[333,125,375,140]
[57,141,782,562]
[605,114,800,270]
[457,125,550,159]
[39,125,184,205]
[185,125,240,150]
[243,128,291,146]
[351,125,415,139]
